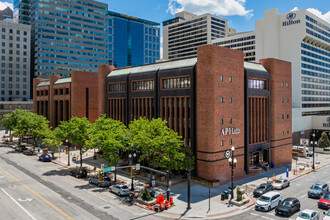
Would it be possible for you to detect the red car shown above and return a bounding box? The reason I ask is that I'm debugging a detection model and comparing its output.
[318,193,330,209]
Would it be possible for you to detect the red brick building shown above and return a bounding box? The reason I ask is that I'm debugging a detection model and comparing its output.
[33,45,292,185]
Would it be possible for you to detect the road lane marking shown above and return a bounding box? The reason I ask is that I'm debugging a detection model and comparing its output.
[300,194,307,199]
[18,198,33,202]
[1,188,37,220]
[0,166,73,220]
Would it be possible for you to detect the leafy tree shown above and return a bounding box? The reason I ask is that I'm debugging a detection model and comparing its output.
[236,187,243,201]
[318,132,330,149]
[56,117,91,167]
[128,117,188,173]
[42,129,62,157]
[87,115,128,166]
[26,113,51,151]
[1,110,20,142]
[141,187,152,201]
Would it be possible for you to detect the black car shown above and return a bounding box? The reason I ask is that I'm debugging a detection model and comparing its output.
[15,145,28,152]
[253,183,274,197]
[275,197,300,216]
[39,154,52,162]
[69,168,88,178]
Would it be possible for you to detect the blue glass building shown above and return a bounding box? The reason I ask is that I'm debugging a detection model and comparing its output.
[108,11,160,68]
[14,0,109,78]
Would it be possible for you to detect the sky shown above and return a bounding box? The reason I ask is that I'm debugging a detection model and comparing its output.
[1,0,329,57]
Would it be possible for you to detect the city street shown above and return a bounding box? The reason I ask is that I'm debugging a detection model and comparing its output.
[224,164,330,220]
[0,145,161,220]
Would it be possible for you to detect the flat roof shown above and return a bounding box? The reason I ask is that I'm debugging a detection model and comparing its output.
[108,58,197,77]
[108,11,160,26]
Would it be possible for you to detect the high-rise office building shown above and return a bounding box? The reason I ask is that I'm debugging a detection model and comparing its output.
[163,11,233,60]
[0,7,13,20]
[108,11,160,68]
[14,0,109,78]
[0,20,31,101]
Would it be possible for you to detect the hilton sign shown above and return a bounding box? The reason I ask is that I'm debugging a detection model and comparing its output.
[283,12,300,26]
[221,127,240,136]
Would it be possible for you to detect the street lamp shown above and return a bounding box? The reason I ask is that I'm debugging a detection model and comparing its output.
[311,132,317,171]
[66,139,70,166]
[128,151,137,191]
[228,146,237,201]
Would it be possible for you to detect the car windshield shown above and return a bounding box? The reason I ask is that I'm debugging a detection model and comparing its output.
[322,194,330,200]
[259,196,270,202]
[275,180,283,183]
[257,185,266,189]
[327,210,330,216]
[298,213,310,219]
[281,200,291,207]
[104,177,111,181]
[122,185,128,189]
[311,185,321,190]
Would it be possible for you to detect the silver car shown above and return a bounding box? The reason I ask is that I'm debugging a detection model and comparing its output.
[296,209,319,220]
[109,184,130,196]
[273,179,290,190]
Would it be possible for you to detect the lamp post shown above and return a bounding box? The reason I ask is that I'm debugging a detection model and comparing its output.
[66,139,70,166]
[311,132,317,171]
[228,146,237,201]
[128,151,137,191]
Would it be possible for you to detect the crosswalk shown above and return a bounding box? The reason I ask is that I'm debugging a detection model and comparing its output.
[250,212,295,220]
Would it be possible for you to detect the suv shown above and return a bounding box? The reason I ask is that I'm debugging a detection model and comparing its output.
[255,191,282,212]
[308,182,329,199]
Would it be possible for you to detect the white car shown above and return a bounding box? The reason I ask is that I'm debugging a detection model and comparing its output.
[255,191,282,212]
[296,209,319,220]
[273,179,290,190]
[109,184,130,196]
[323,210,330,220]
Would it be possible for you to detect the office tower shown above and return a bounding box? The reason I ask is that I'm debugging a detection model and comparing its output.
[108,11,160,68]
[14,0,109,78]
[163,11,233,60]
[0,7,13,20]
[0,20,31,101]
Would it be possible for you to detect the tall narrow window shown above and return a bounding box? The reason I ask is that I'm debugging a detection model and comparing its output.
[221,140,223,146]
[86,88,89,119]
[229,97,232,103]
[229,76,232,82]
[220,76,223,82]
[229,139,232,145]
[220,97,223,103]
[221,118,223,125]
[229,118,232,124]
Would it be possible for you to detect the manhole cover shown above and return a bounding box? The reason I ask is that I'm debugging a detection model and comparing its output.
[103,206,111,209]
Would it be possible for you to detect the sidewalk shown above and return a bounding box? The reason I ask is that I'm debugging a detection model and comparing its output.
[49,147,329,219]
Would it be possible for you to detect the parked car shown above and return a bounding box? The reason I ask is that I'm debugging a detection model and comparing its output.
[318,193,330,210]
[255,191,282,212]
[296,209,319,220]
[308,182,329,199]
[23,149,35,155]
[69,168,88,178]
[253,183,274,197]
[89,175,112,187]
[39,154,52,162]
[273,179,290,190]
[109,184,130,196]
[323,210,330,220]
[11,144,18,149]
[275,197,300,216]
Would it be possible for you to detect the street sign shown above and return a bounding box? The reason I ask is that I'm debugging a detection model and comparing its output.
[104,167,115,172]
[224,150,231,159]
[136,163,140,171]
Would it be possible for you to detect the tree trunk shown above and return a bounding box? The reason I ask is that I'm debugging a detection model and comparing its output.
[9,131,13,142]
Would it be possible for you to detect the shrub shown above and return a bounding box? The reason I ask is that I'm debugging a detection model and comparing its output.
[141,187,153,201]
[236,187,243,201]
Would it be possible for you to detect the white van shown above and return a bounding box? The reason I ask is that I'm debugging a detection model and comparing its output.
[255,191,282,212]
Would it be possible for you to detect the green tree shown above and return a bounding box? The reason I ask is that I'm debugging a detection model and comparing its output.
[26,113,51,151]
[87,115,128,166]
[56,117,91,167]
[128,117,187,173]
[1,110,20,142]
[318,132,330,149]
[42,129,62,157]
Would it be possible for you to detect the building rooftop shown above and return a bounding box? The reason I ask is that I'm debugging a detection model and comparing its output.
[108,58,197,77]
[244,62,268,73]
[108,11,159,26]
[37,81,50,87]
[54,77,71,85]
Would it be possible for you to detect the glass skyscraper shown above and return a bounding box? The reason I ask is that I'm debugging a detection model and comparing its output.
[108,11,160,68]
[14,0,108,78]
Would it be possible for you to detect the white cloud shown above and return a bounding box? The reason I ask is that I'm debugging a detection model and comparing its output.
[167,0,253,18]
[160,46,163,59]
[0,1,13,10]
[291,6,330,23]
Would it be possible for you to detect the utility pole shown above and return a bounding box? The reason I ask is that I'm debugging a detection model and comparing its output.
[187,147,191,209]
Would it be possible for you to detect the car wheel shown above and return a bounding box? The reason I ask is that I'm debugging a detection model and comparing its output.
[267,206,271,211]
[76,174,79,178]
[109,188,112,192]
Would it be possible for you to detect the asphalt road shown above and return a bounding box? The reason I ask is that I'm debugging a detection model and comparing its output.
[224,163,330,220]
[0,144,162,220]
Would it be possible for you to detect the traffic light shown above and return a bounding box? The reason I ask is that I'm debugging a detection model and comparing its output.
[131,166,136,178]
[98,170,104,182]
